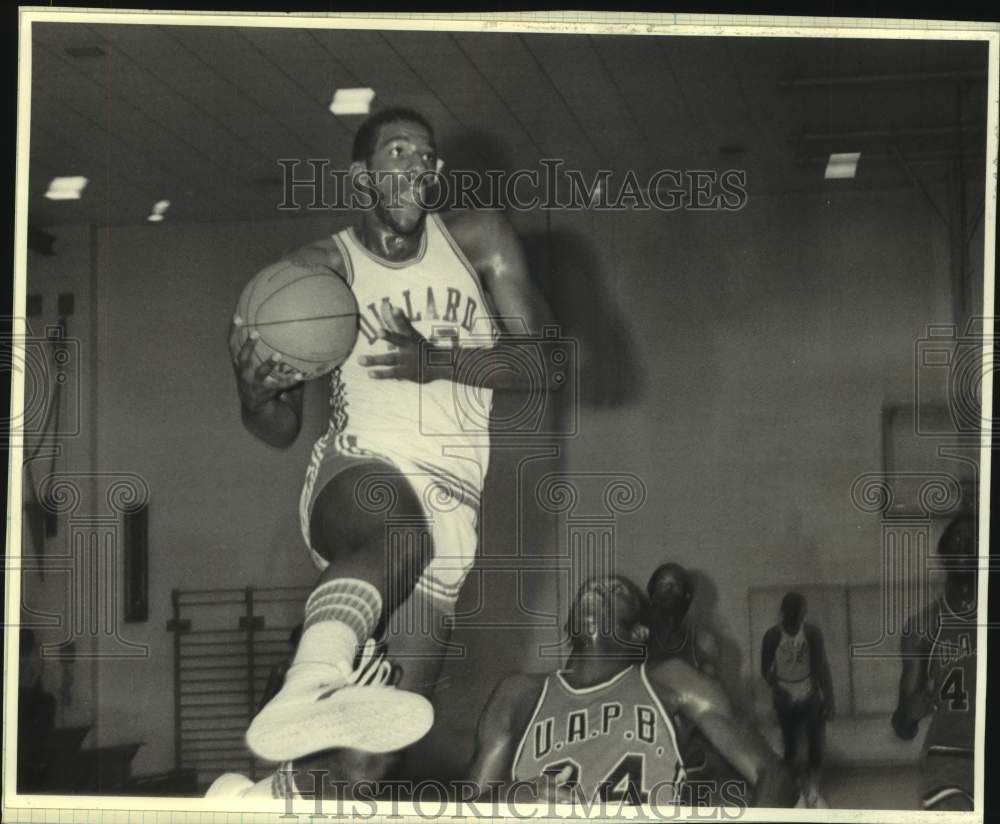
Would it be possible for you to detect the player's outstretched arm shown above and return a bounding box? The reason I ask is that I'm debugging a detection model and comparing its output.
[647,659,800,808]
[467,673,555,801]
[693,625,720,679]
[891,612,934,739]
[455,209,565,392]
[467,674,528,792]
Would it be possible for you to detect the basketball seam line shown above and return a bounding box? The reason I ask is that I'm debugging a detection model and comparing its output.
[249,312,358,327]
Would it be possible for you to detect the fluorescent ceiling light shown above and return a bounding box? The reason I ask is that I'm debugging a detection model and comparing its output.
[824,152,861,180]
[45,176,88,201]
[147,199,170,222]
[329,88,375,116]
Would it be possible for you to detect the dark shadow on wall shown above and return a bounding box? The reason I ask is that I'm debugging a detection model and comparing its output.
[687,567,751,715]
[441,128,643,410]
[521,226,644,410]
[439,129,512,189]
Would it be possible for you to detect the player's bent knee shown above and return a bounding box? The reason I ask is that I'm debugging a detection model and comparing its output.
[310,464,430,565]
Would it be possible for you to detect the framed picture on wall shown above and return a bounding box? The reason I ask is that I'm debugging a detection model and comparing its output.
[881,404,979,517]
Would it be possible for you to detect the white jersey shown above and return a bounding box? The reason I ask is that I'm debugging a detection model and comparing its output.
[333,213,497,469]
[300,214,498,602]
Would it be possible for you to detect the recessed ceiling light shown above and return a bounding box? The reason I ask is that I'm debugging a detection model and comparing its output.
[824,152,861,179]
[147,200,170,222]
[45,176,88,201]
[329,88,375,116]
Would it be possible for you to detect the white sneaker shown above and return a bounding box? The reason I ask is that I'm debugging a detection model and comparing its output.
[805,790,830,809]
[246,640,433,762]
[205,772,254,798]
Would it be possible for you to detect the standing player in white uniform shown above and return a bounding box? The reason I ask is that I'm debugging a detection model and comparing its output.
[468,574,800,808]
[760,592,835,808]
[892,514,978,811]
[229,107,560,767]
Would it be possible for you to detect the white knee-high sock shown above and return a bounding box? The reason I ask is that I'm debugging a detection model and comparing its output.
[281,578,382,691]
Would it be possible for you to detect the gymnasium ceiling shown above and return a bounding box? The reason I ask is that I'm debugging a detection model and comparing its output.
[27,22,990,228]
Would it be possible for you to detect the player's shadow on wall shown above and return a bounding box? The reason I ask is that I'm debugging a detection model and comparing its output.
[522,228,644,410]
[688,567,751,714]
[439,128,509,185]
[440,127,643,410]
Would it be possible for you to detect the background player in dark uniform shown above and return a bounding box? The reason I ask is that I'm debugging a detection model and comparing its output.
[761,591,834,807]
[646,563,719,675]
[646,562,744,805]
[892,514,978,811]
[468,574,800,809]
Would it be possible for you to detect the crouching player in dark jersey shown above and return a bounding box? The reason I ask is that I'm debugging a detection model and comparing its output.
[646,563,748,807]
[467,574,800,810]
[892,514,979,811]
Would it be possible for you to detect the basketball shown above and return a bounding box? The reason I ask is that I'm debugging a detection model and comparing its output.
[232,259,359,380]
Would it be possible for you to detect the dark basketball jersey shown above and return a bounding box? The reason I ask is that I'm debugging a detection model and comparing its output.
[511,664,685,805]
[648,623,702,669]
[925,597,976,754]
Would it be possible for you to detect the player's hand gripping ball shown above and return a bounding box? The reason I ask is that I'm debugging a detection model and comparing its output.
[229,258,360,384]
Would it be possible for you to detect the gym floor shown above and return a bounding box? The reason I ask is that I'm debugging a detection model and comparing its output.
[822,765,922,810]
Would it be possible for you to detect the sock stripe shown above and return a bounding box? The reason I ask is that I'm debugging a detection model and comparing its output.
[306,578,381,610]
[308,590,379,624]
[303,578,383,642]
[305,605,368,640]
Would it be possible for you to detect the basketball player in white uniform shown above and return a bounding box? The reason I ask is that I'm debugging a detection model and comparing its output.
[760,592,834,808]
[892,514,978,811]
[228,107,560,770]
[468,575,800,808]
